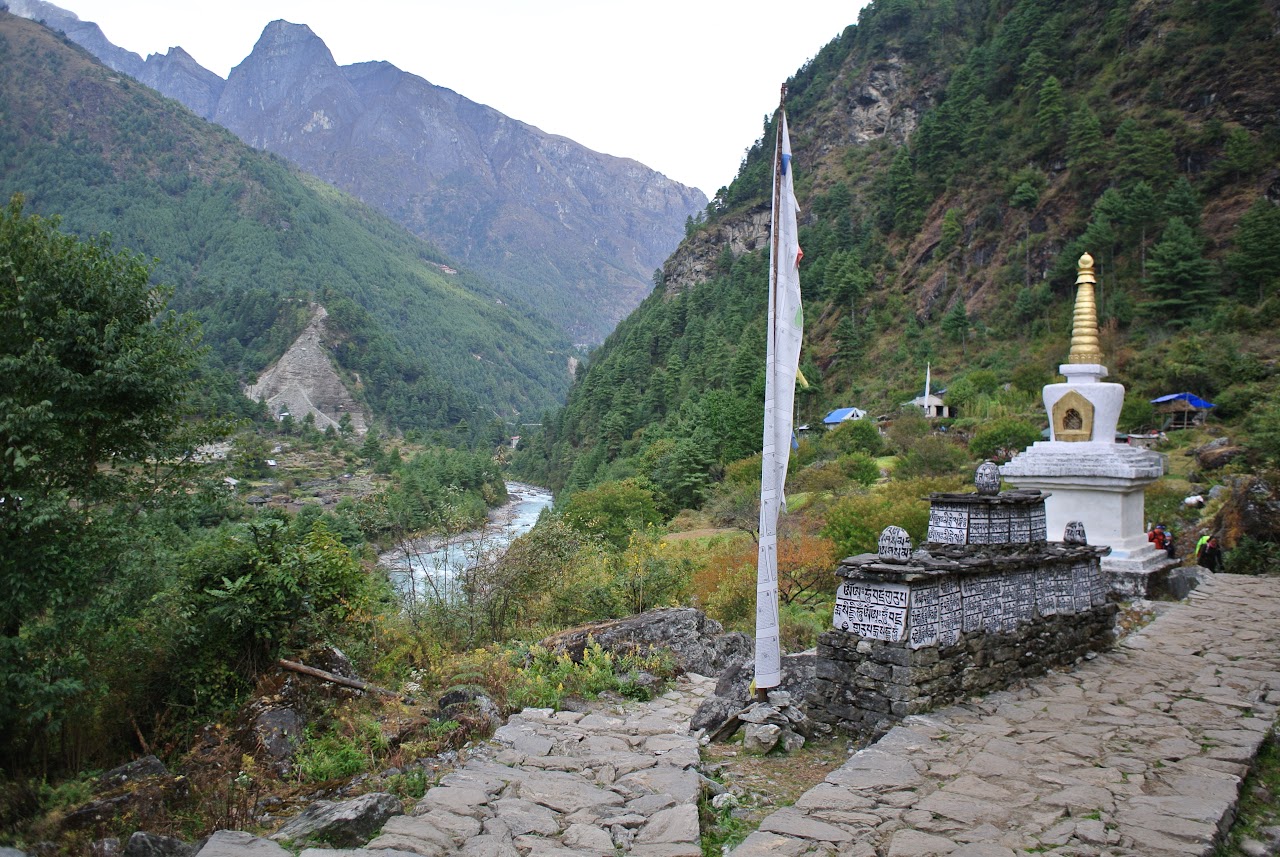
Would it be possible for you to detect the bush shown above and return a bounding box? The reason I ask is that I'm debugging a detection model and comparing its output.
[1225,537,1280,575]
[838,452,883,485]
[505,641,677,709]
[560,479,664,550]
[822,418,884,458]
[895,436,969,478]
[885,409,930,454]
[823,476,966,558]
[968,418,1043,463]
[1119,398,1158,433]
[788,461,848,494]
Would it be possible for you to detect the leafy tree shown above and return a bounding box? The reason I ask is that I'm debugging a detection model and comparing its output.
[1142,217,1218,325]
[823,417,884,458]
[969,418,1042,463]
[0,196,206,760]
[560,479,664,550]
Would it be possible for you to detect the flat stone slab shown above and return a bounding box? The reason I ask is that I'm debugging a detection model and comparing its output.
[731,575,1280,857]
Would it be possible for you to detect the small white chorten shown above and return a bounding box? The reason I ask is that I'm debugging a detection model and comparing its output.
[1001,253,1177,596]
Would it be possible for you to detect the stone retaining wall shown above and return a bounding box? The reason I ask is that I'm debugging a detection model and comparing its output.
[811,601,1117,736]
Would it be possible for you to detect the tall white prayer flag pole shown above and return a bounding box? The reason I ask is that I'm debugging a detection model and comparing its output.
[755,89,803,693]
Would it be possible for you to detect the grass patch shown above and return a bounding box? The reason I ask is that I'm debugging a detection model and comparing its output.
[1216,733,1280,855]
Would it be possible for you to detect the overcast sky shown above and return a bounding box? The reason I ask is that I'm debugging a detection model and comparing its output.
[52,0,871,195]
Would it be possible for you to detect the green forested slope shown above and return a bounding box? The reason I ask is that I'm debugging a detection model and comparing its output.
[517,0,1280,505]
[0,12,573,430]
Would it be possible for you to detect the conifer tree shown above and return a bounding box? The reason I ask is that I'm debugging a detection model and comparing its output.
[1163,176,1202,227]
[1067,107,1104,179]
[1143,217,1218,324]
[1036,76,1067,149]
[1227,199,1280,301]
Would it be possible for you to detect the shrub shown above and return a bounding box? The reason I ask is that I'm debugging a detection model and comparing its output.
[895,436,969,478]
[885,409,930,454]
[823,476,965,558]
[838,452,883,485]
[1119,398,1158,433]
[968,418,1043,463]
[1225,537,1280,575]
[560,479,664,550]
[788,461,848,494]
[505,641,677,710]
[822,418,884,458]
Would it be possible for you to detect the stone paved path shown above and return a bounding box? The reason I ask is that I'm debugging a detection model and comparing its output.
[288,673,720,857]
[731,573,1280,857]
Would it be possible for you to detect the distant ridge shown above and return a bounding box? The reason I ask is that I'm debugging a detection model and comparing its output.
[8,2,707,344]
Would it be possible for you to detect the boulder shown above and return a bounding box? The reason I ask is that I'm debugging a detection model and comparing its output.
[269,792,403,847]
[64,761,188,835]
[1208,476,1280,546]
[1197,445,1246,470]
[538,608,751,676]
[123,832,196,857]
[98,756,170,790]
[692,650,816,735]
[437,686,503,731]
[253,708,304,764]
[195,831,289,857]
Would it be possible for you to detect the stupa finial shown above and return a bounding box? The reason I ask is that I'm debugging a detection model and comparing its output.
[1067,252,1103,365]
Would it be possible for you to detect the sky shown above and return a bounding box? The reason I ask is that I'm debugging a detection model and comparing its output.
[51,0,872,196]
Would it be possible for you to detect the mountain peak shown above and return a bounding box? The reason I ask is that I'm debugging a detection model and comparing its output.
[217,18,356,144]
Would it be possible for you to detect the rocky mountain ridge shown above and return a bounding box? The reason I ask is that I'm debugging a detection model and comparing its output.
[7,2,707,344]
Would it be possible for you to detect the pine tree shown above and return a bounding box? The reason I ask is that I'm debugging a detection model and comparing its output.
[1066,107,1104,179]
[942,301,971,353]
[1227,199,1280,301]
[1125,181,1161,278]
[1143,217,1218,324]
[1036,76,1067,149]
[1163,177,1202,227]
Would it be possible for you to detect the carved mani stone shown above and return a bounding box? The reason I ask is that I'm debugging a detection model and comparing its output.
[878,526,912,563]
[974,461,1001,495]
[1064,521,1088,544]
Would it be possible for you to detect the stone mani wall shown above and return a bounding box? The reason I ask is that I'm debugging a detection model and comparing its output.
[811,603,1116,737]
[811,551,1117,738]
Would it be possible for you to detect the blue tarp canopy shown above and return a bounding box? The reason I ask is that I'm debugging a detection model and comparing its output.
[824,407,867,424]
[1151,392,1215,409]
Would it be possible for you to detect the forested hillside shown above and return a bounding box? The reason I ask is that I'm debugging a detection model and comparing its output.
[0,11,574,432]
[517,0,1280,507]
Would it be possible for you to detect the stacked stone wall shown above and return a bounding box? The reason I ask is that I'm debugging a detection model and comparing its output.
[812,601,1116,737]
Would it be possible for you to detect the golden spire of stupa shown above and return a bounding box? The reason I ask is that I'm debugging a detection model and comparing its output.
[1067,252,1103,364]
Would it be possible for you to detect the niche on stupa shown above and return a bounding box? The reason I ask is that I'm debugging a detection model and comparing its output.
[1052,390,1094,442]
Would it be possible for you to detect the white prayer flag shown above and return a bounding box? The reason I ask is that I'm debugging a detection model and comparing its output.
[755,109,803,690]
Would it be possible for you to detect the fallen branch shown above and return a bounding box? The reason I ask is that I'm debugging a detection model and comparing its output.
[277,658,414,703]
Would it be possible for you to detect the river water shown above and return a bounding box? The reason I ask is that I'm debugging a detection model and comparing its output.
[379,482,553,600]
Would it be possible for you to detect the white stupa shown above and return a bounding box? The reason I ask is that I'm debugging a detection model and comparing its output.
[1001,253,1178,596]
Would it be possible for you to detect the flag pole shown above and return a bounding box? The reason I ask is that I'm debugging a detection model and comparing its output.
[754,83,798,701]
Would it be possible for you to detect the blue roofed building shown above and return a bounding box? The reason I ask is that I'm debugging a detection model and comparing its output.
[824,406,868,426]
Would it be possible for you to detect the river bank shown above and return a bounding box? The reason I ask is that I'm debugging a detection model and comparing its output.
[378,481,553,587]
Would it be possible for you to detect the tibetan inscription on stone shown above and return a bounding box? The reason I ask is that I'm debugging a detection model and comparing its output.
[927,504,968,545]
[909,582,940,650]
[834,580,909,641]
[878,526,913,563]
